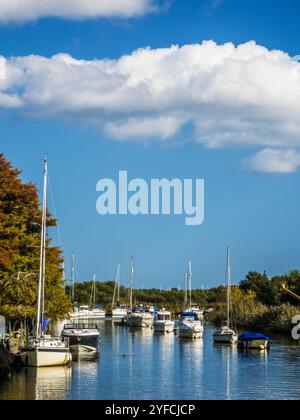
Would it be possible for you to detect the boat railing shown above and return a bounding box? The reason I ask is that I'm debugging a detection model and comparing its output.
[64,324,99,330]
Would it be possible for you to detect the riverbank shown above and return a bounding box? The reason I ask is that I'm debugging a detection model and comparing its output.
[206,301,300,335]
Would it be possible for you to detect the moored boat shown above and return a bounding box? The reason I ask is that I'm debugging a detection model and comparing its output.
[153,309,175,333]
[238,332,270,351]
[213,248,238,344]
[20,337,71,367]
[62,323,100,355]
[111,263,128,318]
[178,311,204,339]
[21,157,72,367]
[128,306,154,328]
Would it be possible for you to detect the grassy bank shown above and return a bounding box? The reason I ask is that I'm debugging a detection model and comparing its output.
[206,287,300,334]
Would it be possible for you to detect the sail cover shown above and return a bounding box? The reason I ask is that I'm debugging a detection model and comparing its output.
[41,313,49,333]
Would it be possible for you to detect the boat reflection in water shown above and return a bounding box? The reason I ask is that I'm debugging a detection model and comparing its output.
[0,366,72,400]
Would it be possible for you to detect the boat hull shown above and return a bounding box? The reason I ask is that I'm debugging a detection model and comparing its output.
[213,333,238,344]
[63,334,99,353]
[179,329,203,339]
[153,321,175,334]
[112,309,128,318]
[238,340,269,351]
[128,315,153,328]
[178,319,203,339]
[20,348,72,367]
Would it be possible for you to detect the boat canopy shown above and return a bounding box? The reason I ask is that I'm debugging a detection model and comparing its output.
[238,332,269,342]
[180,311,199,320]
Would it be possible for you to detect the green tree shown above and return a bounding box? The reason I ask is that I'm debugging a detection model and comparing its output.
[0,154,71,323]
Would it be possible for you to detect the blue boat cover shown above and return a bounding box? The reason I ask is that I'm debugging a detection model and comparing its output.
[238,332,269,342]
[180,312,199,320]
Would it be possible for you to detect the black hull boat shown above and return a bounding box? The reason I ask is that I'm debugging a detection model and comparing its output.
[62,324,100,355]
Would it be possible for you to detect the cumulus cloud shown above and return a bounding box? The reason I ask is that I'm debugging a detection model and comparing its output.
[243,149,300,174]
[1,40,300,172]
[0,0,157,24]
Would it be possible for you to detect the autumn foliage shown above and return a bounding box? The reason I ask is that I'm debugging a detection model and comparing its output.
[0,154,71,322]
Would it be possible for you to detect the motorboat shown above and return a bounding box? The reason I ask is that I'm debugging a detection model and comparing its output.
[153,309,175,333]
[178,311,203,339]
[62,323,100,354]
[128,306,154,328]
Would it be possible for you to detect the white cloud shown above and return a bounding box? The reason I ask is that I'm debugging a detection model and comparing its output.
[1,40,300,172]
[243,149,300,174]
[0,0,157,24]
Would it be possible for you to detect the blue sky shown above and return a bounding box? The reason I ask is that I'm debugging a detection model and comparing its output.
[1,0,300,290]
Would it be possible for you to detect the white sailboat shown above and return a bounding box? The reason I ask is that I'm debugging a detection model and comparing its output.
[21,157,72,367]
[127,257,154,328]
[90,274,106,318]
[112,263,128,318]
[213,248,238,344]
[179,261,204,339]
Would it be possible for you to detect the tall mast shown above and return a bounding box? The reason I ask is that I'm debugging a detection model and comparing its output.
[184,272,188,308]
[117,264,120,304]
[93,273,96,307]
[112,263,121,309]
[188,261,192,308]
[90,273,96,308]
[71,253,75,302]
[129,256,134,310]
[226,247,231,328]
[36,156,47,338]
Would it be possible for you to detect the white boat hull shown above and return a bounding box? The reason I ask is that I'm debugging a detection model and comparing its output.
[238,340,269,351]
[128,315,154,328]
[153,321,175,334]
[213,333,238,344]
[179,321,203,339]
[112,309,128,318]
[21,348,72,367]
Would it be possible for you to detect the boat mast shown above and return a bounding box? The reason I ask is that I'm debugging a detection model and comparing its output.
[184,272,188,308]
[188,261,192,308]
[36,156,47,338]
[226,247,231,328]
[129,256,134,310]
[71,253,75,302]
[93,273,96,307]
[90,273,96,308]
[117,264,120,305]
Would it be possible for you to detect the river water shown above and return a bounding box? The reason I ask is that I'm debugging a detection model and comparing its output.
[1,322,300,400]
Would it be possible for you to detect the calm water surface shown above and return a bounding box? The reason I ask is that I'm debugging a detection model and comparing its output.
[1,322,300,400]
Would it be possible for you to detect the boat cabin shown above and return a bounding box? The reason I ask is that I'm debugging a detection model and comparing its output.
[156,311,172,321]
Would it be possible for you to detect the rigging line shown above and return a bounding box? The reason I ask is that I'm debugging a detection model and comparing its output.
[47,170,64,251]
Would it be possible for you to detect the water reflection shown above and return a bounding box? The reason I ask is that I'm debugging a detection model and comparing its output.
[2,324,300,400]
[0,366,71,400]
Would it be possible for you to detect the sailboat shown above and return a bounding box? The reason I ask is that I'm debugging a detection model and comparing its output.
[112,263,128,318]
[90,274,105,318]
[127,257,154,328]
[213,248,238,344]
[179,261,204,339]
[21,157,72,367]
